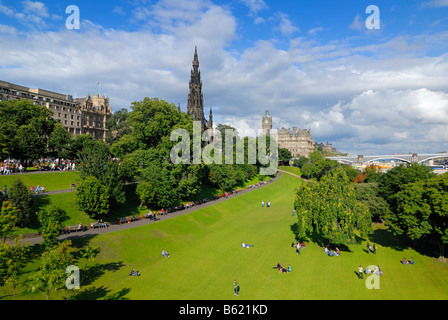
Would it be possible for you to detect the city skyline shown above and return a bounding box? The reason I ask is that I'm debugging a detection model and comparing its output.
[0,0,447,155]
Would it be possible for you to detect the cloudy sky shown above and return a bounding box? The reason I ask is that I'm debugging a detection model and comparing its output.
[1,0,448,155]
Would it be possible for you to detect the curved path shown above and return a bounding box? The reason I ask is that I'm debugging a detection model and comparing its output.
[21,172,284,246]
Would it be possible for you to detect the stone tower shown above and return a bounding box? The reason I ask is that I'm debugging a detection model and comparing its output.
[187,46,212,132]
[262,108,272,136]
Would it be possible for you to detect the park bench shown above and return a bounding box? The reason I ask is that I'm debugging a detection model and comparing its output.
[90,221,108,229]
[117,215,142,225]
[62,224,87,234]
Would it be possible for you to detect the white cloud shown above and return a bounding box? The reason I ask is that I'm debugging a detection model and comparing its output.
[349,14,363,31]
[275,13,300,36]
[240,0,268,14]
[421,0,448,8]
[0,0,447,155]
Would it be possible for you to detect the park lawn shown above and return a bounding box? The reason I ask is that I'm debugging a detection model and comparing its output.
[0,171,80,192]
[278,165,302,176]
[68,173,448,300]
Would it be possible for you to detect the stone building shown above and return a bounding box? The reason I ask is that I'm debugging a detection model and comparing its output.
[260,108,315,157]
[75,93,112,141]
[187,47,213,133]
[0,80,111,140]
[278,127,315,158]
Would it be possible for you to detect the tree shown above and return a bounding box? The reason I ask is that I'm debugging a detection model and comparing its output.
[378,164,434,212]
[0,237,28,299]
[37,208,67,248]
[391,173,448,260]
[279,148,292,165]
[29,240,74,300]
[0,100,56,163]
[0,201,19,244]
[0,132,8,161]
[294,168,372,246]
[76,176,110,218]
[77,139,127,206]
[105,108,132,145]
[10,125,46,168]
[128,97,192,151]
[48,123,73,162]
[8,179,34,227]
[354,183,391,222]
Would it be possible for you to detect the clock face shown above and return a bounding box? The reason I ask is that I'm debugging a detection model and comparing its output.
[265,119,268,124]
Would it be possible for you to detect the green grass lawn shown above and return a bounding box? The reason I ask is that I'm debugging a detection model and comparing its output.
[3,172,448,300]
[0,171,80,192]
[278,165,302,176]
[70,173,448,300]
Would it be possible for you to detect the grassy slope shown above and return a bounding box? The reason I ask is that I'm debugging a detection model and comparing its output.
[78,173,448,300]
[0,171,80,192]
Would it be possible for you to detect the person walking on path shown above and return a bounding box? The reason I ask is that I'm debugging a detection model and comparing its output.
[372,243,377,255]
[366,242,371,254]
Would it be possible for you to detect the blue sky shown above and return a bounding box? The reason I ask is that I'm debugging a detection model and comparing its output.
[1,0,448,155]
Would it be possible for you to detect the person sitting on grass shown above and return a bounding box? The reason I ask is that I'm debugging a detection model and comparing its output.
[409,257,415,264]
[401,258,408,264]
[129,268,140,276]
[162,249,170,258]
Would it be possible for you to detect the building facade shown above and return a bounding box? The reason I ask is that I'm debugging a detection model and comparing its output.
[260,108,315,158]
[187,47,213,133]
[0,80,111,140]
[278,127,315,158]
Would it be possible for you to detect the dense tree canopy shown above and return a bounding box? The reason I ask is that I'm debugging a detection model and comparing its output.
[294,168,372,246]
[391,173,448,259]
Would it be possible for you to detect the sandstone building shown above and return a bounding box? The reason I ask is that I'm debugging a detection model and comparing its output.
[0,80,111,140]
[261,108,315,158]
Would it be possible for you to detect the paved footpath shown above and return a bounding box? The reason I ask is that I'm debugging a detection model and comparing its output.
[21,172,284,246]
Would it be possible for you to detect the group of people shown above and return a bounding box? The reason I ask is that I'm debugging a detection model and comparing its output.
[273,262,292,273]
[291,241,306,255]
[324,246,340,257]
[30,185,46,194]
[261,201,271,207]
[357,265,383,279]
[0,162,24,174]
[401,257,415,265]
[91,219,108,228]
[366,242,377,254]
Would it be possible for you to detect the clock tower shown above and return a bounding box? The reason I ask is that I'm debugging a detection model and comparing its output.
[262,108,272,136]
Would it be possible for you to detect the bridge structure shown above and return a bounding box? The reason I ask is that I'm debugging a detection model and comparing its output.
[325,152,448,166]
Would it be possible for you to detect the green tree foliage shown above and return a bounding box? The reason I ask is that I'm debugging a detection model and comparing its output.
[77,139,127,206]
[65,134,95,161]
[48,123,73,162]
[279,148,292,165]
[0,201,19,243]
[299,151,356,181]
[391,173,448,259]
[0,100,56,164]
[354,183,391,222]
[0,237,28,299]
[8,179,34,227]
[29,240,74,300]
[76,176,110,218]
[10,125,46,167]
[378,164,434,212]
[105,108,132,145]
[128,97,192,151]
[37,208,67,248]
[294,168,372,245]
